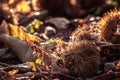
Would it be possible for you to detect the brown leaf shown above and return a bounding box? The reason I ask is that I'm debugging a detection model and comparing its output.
[8,69,19,76]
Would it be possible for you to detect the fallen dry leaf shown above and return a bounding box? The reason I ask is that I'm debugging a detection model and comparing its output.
[8,69,19,76]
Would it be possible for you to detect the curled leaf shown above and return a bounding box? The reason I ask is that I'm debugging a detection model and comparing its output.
[8,24,41,42]
[27,62,37,72]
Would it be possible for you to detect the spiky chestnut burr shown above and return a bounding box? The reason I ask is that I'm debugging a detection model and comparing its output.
[71,24,101,41]
[98,9,120,43]
[62,40,100,78]
[71,31,94,41]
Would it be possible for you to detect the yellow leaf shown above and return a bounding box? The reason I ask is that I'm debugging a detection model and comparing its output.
[16,1,31,13]
[50,39,62,43]
[19,27,26,40]
[27,62,37,72]
[29,26,35,34]
[34,21,43,29]
[8,24,41,42]
[9,24,19,37]
[35,58,41,65]
[25,33,41,42]
[9,0,14,4]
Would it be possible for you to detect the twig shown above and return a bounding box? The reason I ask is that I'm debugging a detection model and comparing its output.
[99,44,120,47]
[0,62,10,67]
[95,41,120,47]
[91,71,120,80]
[50,72,79,80]
[0,63,32,72]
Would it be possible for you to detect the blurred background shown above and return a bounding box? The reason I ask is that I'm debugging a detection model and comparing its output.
[0,0,119,25]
